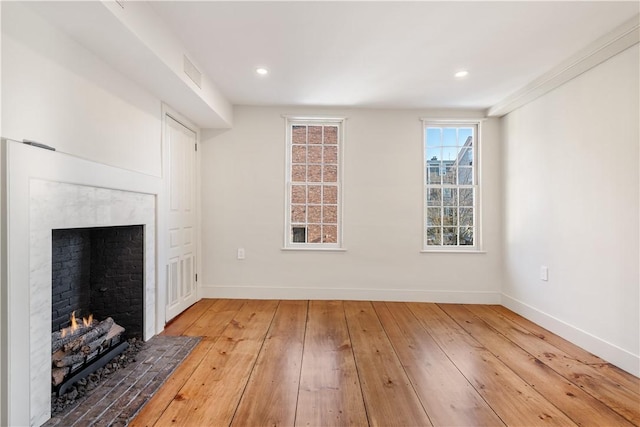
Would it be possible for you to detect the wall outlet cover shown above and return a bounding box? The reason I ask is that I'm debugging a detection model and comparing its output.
[540,266,549,281]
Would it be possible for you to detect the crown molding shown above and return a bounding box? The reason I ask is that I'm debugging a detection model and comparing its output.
[487,14,639,117]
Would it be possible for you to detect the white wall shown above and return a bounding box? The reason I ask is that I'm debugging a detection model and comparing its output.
[501,45,639,375]
[200,106,502,302]
[1,2,162,176]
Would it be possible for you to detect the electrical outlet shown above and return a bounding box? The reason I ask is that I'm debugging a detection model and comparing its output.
[540,266,548,281]
[237,248,245,260]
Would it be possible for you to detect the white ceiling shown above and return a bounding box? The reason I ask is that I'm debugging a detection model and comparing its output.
[149,1,638,111]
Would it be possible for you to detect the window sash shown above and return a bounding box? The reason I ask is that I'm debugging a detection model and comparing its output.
[425,184,477,247]
[423,121,480,250]
[285,118,344,249]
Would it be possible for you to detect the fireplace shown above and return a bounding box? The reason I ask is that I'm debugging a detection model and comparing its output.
[28,180,158,425]
[2,138,163,427]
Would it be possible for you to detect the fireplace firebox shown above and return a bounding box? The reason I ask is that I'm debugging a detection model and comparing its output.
[51,225,144,337]
[51,225,144,394]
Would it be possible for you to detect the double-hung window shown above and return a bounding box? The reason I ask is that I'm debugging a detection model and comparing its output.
[285,117,344,249]
[423,121,479,250]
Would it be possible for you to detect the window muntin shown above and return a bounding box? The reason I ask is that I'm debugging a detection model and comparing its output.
[286,118,343,248]
[424,122,478,250]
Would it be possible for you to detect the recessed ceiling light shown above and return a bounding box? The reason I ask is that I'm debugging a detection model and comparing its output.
[256,67,269,76]
[454,70,469,78]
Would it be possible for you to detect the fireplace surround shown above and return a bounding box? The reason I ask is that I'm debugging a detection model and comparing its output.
[1,140,164,427]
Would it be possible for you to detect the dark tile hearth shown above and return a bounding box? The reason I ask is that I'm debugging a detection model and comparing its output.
[44,335,200,427]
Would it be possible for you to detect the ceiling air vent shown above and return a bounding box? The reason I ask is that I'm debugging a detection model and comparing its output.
[183,55,202,89]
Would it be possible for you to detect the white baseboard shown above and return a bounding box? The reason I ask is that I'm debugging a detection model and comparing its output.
[199,284,501,304]
[502,294,640,377]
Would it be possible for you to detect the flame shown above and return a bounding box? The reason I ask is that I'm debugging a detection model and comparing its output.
[70,310,78,331]
[59,311,93,338]
[83,313,93,327]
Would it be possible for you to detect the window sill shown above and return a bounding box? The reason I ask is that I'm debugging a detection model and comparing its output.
[420,249,486,254]
[281,247,347,252]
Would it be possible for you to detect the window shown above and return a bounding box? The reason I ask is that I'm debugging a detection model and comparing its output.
[424,121,479,250]
[285,117,344,249]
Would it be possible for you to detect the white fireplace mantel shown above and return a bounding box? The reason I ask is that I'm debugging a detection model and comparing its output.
[1,139,164,427]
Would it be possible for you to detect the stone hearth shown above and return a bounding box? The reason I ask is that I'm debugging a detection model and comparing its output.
[43,335,200,427]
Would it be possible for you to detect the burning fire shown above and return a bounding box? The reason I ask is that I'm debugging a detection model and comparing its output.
[60,311,93,338]
[83,313,93,327]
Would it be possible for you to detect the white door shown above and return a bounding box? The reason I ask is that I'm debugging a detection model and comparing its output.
[165,115,198,321]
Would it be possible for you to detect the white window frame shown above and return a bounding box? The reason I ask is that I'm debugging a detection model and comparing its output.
[422,119,482,252]
[283,116,346,251]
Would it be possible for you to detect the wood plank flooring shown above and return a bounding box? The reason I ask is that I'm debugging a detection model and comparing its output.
[131,300,640,427]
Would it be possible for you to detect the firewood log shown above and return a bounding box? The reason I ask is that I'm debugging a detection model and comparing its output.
[51,322,95,353]
[53,352,87,368]
[51,367,69,386]
[104,323,125,341]
[81,334,107,355]
[62,337,85,353]
[59,318,114,354]
[52,348,66,362]
[51,318,117,367]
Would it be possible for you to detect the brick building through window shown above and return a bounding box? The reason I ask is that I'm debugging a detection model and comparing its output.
[285,118,344,248]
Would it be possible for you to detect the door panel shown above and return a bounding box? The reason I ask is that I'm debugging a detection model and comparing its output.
[168,260,179,306]
[166,115,198,321]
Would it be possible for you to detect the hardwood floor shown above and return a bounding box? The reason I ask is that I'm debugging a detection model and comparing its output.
[130,300,640,427]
